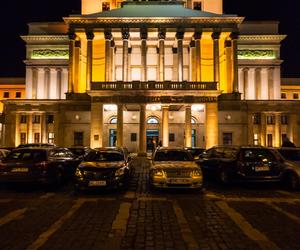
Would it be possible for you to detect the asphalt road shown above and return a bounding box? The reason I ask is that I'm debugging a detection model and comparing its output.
[0,157,299,250]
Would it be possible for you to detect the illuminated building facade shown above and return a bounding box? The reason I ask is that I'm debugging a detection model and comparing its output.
[2,0,297,153]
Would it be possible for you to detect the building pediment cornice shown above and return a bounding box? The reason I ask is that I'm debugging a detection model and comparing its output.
[239,35,286,43]
[21,35,68,42]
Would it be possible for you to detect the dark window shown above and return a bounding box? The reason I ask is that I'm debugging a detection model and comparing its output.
[3,92,9,98]
[85,151,124,162]
[20,133,26,144]
[74,132,84,146]
[33,115,40,124]
[102,2,110,11]
[16,92,21,98]
[267,116,275,125]
[48,132,54,144]
[6,149,47,161]
[281,115,288,125]
[131,133,137,142]
[34,133,40,143]
[293,93,299,99]
[281,93,287,99]
[267,134,273,147]
[282,134,287,145]
[20,115,27,124]
[223,133,232,145]
[154,150,192,161]
[169,133,175,142]
[193,1,202,10]
[47,115,54,124]
[241,148,276,162]
[253,113,260,124]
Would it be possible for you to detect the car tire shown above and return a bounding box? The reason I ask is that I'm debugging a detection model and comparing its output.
[219,169,230,185]
[286,172,299,190]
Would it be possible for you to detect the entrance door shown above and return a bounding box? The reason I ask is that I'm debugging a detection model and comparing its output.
[109,129,117,147]
[146,129,159,152]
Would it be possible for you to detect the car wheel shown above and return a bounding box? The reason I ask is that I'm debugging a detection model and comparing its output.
[219,169,230,185]
[286,172,299,190]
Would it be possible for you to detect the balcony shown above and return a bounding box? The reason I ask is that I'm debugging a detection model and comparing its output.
[91,81,218,91]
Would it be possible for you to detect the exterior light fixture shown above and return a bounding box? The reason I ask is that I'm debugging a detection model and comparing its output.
[225,114,232,120]
[132,115,137,120]
[75,115,80,120]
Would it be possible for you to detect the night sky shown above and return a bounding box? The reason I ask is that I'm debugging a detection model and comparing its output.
[1,0,299,77]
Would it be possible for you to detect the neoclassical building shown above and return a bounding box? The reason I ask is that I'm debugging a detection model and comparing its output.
[2,0,298,154]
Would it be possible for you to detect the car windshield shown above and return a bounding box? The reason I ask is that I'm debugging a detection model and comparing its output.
[68,148,86,156]
[240,149,276,162]
[5,150,47,161]
[154,150,192,161]
[49,150,74,158]
[278,149,300,161]
[188,149,205,157]
[85,151,124,162]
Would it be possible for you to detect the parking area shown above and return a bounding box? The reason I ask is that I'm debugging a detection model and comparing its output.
[0,156,300,250]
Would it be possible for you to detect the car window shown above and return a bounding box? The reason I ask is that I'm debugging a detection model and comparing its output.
[154,150,192,161]
[223,148,238,158]
[205,148,224,158]
[278,149,300,161]
[241,149,276,162]
[5,150,47,161]
[85,151,124,162]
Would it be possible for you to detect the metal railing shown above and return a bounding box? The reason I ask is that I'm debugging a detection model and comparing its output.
[91,81,218,91]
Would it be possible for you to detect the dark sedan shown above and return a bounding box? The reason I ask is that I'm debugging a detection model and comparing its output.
[199,146,294,186]
[0,148,81,186]
[74,148,131,191]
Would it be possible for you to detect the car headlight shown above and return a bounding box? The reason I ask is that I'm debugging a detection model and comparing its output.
[152,169,165,177]
[115,168,125,177]
[191,169,202,178]
[75,168,83,178]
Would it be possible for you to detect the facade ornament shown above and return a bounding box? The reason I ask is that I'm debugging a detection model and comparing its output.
[176,31,184,40]
[86,30,94,40]
[104,30,112,40]
[122,28,130,40]
[211,32,221,40]
[238,50,276,59]
[158,29,166,40]
[194,32,202,40]
[31,49,69,59]
[140,28,148,40]
[230,32,239,40]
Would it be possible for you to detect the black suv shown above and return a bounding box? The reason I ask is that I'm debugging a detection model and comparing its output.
[199,146,294,186]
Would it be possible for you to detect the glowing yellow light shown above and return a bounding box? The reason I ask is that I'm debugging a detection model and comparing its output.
[147,104,161,111]
[104,104,117,111]
[192,104,205,112]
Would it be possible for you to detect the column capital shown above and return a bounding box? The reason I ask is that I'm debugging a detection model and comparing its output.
[190,40,195,48]
[176,31,184,40]
[230,32,239,40]
[224,40,231,48]
[122,28,130,40]
[211,32,221,40]
[86,30,94,40]
[75,40,81,48]
[68,30,76,40]
[104,30,112,40]
[158,29,166,40]
[255,67,262,72]
[193,32,202,40]
[110,40,115,47]
[140,28,148,40]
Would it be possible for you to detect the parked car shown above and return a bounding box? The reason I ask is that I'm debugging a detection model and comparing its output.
[0,149,11,161]
[149,148,203,189]
[185,147,205,160]
[17,143,56,148]
[275,147,300,189]
[0,147,80,186]
[199,146,297,187]
[68,146,91,159]
[74,148,131,191]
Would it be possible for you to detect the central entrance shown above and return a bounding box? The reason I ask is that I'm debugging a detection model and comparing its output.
[146,129,159,152]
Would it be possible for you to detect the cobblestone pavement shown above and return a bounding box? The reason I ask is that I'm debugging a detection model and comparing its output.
[0,157,300,250]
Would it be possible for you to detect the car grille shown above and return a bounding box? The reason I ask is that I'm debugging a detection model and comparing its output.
[82,169,116,180]
[165,169,191,178]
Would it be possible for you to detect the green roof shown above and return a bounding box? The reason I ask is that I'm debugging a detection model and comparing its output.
[82,3,236,18]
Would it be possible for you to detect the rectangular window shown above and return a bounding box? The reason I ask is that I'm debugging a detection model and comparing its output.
[267,115,275,125]
[48,132,54,144]
[20,115,27,124]
[3,92,9,98]
[293,93,299,99]
[254,134,259,146]
[16,92,21,98]
[281,115,288,125]
[267,134,273,147]
[193,1,202,10]
[281,93,287,99]
[131,133,137,142]
[169,133,175,142]
[74,132,84,146]
[34,133,40,143]
[33,115,41,124]
[20,133,26,144]
[282,134,287,145]
[253,113,261,124]
[102,2,110,11]
[47,115,54,124]
[223,133,232,145]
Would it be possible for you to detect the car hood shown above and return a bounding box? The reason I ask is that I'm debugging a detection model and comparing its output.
[79,161,125,169]
[151,161,198,169]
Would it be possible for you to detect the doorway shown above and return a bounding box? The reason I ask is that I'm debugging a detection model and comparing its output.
[109,129,116,147]
[146,129,159,152]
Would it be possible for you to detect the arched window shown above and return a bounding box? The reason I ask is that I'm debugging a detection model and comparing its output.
[110,117,117,124]
[191,117,197,124]
[147,117,159,124]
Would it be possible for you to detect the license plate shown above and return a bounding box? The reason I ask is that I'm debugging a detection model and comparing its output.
[168,178,190,184]
[11,168,28,173]
[88,180,106,186]
[255,166,269,172]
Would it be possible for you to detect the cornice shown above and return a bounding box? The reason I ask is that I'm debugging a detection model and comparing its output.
[239,35,287,42]
[24,59,69,66]
[21,35,68,42]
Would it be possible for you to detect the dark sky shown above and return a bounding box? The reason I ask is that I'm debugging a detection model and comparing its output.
[1,0,299,77]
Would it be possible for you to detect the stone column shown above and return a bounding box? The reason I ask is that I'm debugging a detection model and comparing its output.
[41,113,47,143]
[158,29,166,82]
[243,68,249,100]
[122,29,130,81]
[27,114,33,144]
[288,114,298,146]
[274,113,281,147]
[260,112,266,146]
[162,105,169,147]
[268,67,274,100]
[74,40,81,92]
[141,28,148,82]
[176,31,184,82]
[185,105,192,148]
[247,113,254,145]
[212,32,220,84]
[110,40,115,81]
[15,113,20,147]
[68,31,76,93]
[90,103,103,148]
[194,32,202,82]
[230,32,239,93]
[104,30,112,82]
[205,103,218,148]
[56,68,62,99]
[86,30,94,91]
[117,104,124,147]
[44,68,50,99]
[255,68,262,100]
[189,40,196,81]
[139,104,146,155]
[225,40,233,93]
[32,67,38,99]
